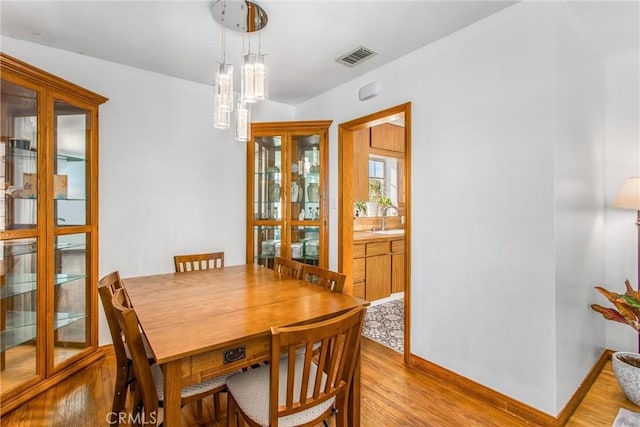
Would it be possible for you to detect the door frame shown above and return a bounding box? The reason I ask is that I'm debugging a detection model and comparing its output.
[338,102,411,361]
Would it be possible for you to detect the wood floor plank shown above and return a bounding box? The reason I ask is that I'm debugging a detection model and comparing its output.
[1,339,636,426]
[565,361,638,427]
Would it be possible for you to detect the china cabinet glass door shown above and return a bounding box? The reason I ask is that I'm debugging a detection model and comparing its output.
[0,79,41,394]
[51,99,91,367]
[252,134,283,267]
[289,133,322,266]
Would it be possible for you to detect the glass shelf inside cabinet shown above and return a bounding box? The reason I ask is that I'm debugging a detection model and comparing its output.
[4,146,37,160]
[1,272,85,299]
[4,147,85,162]
[3,241,37,257]
[56,153,86,162]
[1,311,86,352]
[2,241,81,258]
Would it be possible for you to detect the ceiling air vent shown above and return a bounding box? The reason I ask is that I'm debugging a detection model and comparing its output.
[336,46,377,67]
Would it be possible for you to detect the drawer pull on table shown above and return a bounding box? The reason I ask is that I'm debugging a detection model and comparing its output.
[224,346,246,363]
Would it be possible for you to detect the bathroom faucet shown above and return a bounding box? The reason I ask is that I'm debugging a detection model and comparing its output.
[381,205,399,230]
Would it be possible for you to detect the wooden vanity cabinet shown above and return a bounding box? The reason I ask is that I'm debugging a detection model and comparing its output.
[354,237,404,301]
[352,244,366,299]
[391,239,405,293]
[365,241,391,300]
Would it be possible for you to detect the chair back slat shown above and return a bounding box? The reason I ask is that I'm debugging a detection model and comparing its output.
[273,257,303,279]
[300,264,346,292]
[174,252,224,273]
[268,306,366,424]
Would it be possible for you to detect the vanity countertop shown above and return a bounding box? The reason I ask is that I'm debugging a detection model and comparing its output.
[354,230,405,243]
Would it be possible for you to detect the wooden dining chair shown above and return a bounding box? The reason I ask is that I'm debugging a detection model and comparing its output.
[174,251,224,272]
[226,306,366,427]
[273,257,303,279]
[111,288,234,424]
[98,271,154,423]
[300,264,346,293]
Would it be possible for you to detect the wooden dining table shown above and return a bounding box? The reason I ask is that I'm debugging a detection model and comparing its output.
[124,263,368,426]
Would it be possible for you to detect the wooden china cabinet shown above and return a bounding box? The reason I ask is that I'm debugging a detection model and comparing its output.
[0,53,107,413]
[247,121,332,268]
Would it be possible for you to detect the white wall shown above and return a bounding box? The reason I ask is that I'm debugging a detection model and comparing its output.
[0,36,295,345]
[296,1,613,416]
[605,50,640,351]
[552,3,606,411]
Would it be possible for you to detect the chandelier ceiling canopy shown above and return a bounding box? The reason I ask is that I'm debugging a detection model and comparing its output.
[210,0,268,33]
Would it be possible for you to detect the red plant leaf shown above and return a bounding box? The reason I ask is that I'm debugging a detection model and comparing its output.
[612,299,640,328]
[591,304,629,325]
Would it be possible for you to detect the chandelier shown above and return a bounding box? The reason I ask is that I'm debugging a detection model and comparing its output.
[211,0,269,141]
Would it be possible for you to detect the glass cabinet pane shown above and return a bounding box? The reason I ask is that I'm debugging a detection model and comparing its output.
[1,80,38,231]
[253,136,282,220]
[253,225,281,268]
[290,134,320,224]
[289,225,320,266]
[54,100,89,227]
[0,237,39,394]
[52,233,88,366]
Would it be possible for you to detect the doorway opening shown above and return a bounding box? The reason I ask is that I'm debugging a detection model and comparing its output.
[338,102,411,360]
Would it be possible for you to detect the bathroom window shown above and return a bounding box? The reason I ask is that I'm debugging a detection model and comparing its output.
[369,158,385,194]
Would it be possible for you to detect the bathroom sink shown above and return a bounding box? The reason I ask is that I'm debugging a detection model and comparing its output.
[372,229,405,235]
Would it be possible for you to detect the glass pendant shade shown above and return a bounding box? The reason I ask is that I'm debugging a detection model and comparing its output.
[241,53,258,104]
[255,54,268,101]
[214,63,233,129]
[214,108,231,130]
[235,99,251,141]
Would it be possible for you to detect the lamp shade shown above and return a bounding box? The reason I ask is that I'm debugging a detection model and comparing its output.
[241,53,257,104]
[613,177,640,210]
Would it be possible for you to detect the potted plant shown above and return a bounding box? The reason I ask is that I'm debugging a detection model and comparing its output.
[591,279,640,405]
[378,195,393,209]
[354,201,367,218]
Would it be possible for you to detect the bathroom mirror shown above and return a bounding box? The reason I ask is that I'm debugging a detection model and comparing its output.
[210,0,268,32]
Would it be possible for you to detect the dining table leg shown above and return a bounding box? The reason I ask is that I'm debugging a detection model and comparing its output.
[162,361,182,426]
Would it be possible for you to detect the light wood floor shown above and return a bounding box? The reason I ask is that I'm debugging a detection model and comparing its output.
[1,339,637,426]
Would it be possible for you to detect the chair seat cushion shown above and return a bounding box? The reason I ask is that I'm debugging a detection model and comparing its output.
[226,354,335,427]
[150,363,233,400]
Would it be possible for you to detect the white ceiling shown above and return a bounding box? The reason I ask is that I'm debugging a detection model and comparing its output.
[1,1,637,106]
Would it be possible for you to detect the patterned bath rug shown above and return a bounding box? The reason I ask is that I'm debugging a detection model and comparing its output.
[362,298,404,353]
[613,407,640,427]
